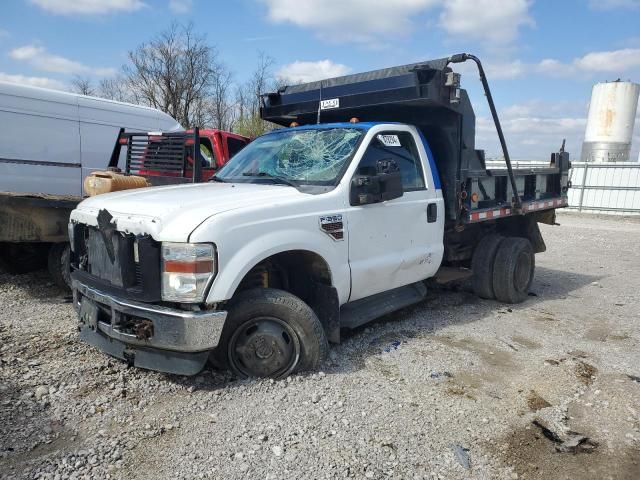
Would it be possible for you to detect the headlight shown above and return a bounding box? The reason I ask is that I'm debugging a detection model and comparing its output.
[161,243,216,302]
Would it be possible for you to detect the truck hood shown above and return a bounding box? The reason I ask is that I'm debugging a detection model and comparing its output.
[71,182,304,241]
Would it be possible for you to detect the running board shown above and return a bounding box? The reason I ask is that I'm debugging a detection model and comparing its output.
[340,282,427,330]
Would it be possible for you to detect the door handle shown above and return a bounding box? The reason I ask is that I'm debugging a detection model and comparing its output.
[427,203,437,223]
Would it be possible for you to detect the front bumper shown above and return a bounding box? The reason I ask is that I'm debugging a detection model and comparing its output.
[73,280,227,375]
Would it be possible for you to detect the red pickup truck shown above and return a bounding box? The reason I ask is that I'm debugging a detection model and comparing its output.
[112,128,250,184]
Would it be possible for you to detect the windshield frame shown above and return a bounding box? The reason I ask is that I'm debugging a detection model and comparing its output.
[212,126,367,190]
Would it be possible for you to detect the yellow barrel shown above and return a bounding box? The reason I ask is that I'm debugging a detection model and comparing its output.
[84,171,151,197]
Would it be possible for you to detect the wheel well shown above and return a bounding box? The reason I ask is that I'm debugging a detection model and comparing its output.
[233,250,340,343]
[444,215,547,266]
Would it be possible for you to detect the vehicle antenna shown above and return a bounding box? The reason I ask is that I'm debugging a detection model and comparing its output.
[316,81,322,124]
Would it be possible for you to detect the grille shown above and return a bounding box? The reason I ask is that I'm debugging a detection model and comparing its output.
[86,229,126,287]
[71,223,162,302]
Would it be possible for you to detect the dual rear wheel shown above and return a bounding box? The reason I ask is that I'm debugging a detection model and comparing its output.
[472,235,535,303]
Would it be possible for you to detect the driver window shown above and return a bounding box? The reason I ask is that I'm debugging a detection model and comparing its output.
[186,139,216,168]
[199,139,216,168]
[356,131,425,190]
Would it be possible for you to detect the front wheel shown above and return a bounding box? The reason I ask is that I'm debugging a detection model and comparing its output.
[47,243,71,291]
[216,288,328,379]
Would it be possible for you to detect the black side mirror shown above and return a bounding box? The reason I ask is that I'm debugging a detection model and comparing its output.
[350,158,404,206]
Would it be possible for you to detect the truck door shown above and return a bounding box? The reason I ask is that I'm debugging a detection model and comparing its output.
[346,129,444,302]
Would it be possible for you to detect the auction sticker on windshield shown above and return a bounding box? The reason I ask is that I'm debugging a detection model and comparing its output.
[378,134,401,147]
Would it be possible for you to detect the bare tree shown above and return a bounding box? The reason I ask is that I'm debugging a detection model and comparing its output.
[98,76,132,103]
[122,22,222,128]
[70,76,95,96]
[234,52,277,138]
[188,64,236,130]
[210,66,235,130]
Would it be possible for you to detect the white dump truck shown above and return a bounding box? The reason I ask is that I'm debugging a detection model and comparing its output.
[69,54,570,378]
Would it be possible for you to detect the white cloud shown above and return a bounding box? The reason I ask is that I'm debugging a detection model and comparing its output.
[29,0,145,15]
[439,0,534,45]
[455,48,640,82]
[476,100,590,159]
[532,48,640,77]
[169,0,192,14]
[277,60,351,83]
[573,48,640,72]
[10,45,115,76]
[589,0,640,9]
[478,115,587,159]
[0,72,65,90]
[501,100,588,119]
[262,0,534,48]
[261,0,441,44]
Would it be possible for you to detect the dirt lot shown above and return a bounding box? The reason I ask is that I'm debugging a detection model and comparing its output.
[1,212,639,479]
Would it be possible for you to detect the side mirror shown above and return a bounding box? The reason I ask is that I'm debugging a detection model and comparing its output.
[350,158,404,206]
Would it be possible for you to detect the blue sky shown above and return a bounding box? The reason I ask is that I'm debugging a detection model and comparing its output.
[1,0,640,159]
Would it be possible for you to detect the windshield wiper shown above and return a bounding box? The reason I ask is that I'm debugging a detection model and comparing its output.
[209,175,227,183]
[241,171,298,188]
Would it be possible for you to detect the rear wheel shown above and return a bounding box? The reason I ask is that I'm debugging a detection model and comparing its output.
[216,288,328,379]
[47,243,71,291]
[492,237,535,304]
[471,234,504,299]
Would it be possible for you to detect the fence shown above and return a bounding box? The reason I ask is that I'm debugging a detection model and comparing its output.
[568,162,640,215]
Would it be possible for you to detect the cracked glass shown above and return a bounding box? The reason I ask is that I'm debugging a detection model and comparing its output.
[215,128,364,186]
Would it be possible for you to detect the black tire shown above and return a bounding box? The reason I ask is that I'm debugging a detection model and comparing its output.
[471,234,504,299]
[0,243,47,274]
[215,288,328,379]
[492,237,535,304]
[47,243,71,291]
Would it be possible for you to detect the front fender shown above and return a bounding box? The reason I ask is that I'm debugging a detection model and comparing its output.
[204,228,350,305]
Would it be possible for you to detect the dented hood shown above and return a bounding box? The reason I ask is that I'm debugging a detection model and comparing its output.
[71,182,303,241]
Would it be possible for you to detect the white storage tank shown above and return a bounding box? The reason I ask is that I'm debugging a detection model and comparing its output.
[581,81,640,162]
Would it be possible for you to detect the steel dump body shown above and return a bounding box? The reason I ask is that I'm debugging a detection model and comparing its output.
[260,57,570,227]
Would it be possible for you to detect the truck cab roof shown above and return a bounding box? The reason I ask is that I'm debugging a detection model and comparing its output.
[264,121,403,133]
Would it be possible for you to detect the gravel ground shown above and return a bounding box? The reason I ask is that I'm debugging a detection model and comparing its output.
[1,212,639,480]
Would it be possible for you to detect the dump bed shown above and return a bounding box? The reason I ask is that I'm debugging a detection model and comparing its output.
[260,56,570,225]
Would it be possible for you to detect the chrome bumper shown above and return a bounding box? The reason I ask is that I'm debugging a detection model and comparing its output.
[72,281,226,375]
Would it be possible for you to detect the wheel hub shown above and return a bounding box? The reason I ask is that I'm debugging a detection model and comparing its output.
[228,316,301,378]
[251,335,274,359]
[514,251,532,292]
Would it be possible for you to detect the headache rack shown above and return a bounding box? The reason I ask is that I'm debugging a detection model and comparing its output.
[260,54,571,225]
[108,128,204,185]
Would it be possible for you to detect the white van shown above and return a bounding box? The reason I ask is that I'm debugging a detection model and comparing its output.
[0,82,181,287]
[0,81,181,196]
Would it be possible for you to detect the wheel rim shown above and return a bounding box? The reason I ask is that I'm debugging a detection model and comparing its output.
[228,316,301,378]
[513,251,532,292]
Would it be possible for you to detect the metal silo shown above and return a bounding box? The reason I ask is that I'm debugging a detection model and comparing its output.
[581,81,640,162]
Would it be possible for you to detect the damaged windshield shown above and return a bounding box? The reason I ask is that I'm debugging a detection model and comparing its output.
[214,128,364,187]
